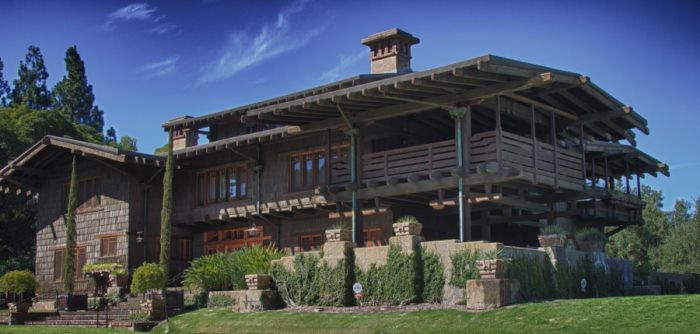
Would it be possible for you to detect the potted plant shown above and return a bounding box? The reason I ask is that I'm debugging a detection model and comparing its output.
[83,262,128,287]
[392,215,423,236]
[575,228,607,252]
[0,270,38,314]
[475,249,508,279]
[538,224,567,248]
[325,221,352,242]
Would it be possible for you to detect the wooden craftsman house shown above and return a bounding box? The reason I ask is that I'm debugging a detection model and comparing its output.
[0,29,668,297]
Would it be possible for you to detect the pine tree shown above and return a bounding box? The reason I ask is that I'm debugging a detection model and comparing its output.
[11,46,51,109]
[0,57,11,106]
[159,130,174,288]
[63,155,78,294]
[52,46,104,134]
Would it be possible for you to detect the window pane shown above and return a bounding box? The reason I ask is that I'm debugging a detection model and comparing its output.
[317,153,326,185]
[292,157,302,190]
[239,169,247,197]
[208,172,217,202]
[219,169,227,201]
[228,167,237,199]
[197,174,206,205]
[54,250,64,281]
[304,155,314,188]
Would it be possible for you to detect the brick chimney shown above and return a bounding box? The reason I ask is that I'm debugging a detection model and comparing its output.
[362,28,420,74]
[172,128,198,150]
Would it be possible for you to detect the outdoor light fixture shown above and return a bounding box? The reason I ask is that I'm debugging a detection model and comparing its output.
[247,223,260,237]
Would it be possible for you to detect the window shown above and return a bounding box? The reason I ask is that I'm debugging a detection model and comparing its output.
[147,237,193,261]
[54,247,86,281]
[61,178,102,212]
[364,228,385,247]
[203,227,270,254]
[299,233,324,251]
[290,149,332,192]
[100,236,118,257]
[195,165,247,206]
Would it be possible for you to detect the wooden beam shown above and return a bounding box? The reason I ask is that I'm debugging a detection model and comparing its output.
[504,93,579,121]
[300,73,560,132]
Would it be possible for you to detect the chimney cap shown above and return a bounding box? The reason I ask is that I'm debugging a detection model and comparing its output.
[361,28,419,46]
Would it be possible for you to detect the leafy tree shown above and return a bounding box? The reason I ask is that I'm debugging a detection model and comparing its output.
[118,136,138,151]
[0,57,11,106]
[656,199,700,274]
[159,129,174,287]
[63,156,78,294]
[11,46,51,109]
[52,46,104,134]
[105,127,117,144]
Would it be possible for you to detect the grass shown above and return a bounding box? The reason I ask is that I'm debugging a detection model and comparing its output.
[2,295,699,333]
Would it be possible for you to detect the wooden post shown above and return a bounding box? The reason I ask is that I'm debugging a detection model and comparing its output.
[636,173,642,199]
[349,128,364,245]
[531,104,538,184]
[604,156,609,191]
[625,159,631,195]
[551,110,559,188]
[591,157,596,189]
[327,129,332,184]
[580,123,586,189]
[496,96,503,166]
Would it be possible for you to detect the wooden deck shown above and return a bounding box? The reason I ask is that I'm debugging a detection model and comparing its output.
[330,130,585,191]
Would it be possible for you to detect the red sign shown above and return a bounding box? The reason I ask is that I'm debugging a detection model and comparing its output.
[354,293,363,299]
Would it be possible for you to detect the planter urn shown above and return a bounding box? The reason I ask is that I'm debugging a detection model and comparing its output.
[476,259,509,279]
[325,228,352,242]
[392,222,423,236]
[538,234,566,248]
[245,274,272,290]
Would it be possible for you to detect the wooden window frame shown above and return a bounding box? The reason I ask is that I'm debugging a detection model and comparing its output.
[363,227,384,247]
[195,164,248,206]
[289,149,328,192]
[203,226,271,254]
[53,246,87,282]
[100,236,118,257]
[61,177,102,213]
[298,233,324,251]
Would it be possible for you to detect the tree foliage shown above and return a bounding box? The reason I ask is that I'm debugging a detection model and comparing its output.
[131,263,166,295]
[52,46,105,134]
[63,155,78,294]
[159,129,174,287]
[0,57,11,106]
[11,46,51,109]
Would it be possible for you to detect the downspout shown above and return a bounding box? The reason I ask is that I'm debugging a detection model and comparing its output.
[336,104,359,243]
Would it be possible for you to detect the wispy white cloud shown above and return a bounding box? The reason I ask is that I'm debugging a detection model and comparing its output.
[110,3,157,21]
[141,56,179,78]
[102,3,178,34]
[319,50,366,83]
[197,0,323,85]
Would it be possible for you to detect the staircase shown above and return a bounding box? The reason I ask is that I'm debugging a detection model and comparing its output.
[21,296,147,328]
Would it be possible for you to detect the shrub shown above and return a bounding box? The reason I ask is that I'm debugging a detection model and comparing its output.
[88,297,108,310]
[478,248,503,260]
[382,245,420,305]
[330,221,349,230]
[128,311,151,322]
[184,293,207,309]
[130,263,165,295]
[421,250,445,303]
[355,264,387,306]
[82,263,126,275]
[317,248,355,307]
[575,228,607,242]
[183,244,284,292]
[105,289,121,305]
[271,253,322,306]
[0,270,38,298]
[507,255,556,301]
[554,255,625,299]
[395,216,420,224]
[207,293,236,308]
[541,224,565,236]
[449,249,480,287]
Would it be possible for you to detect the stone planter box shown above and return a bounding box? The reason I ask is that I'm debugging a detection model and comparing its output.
[577,240,606,252]
[476,259,509,279]
[538,234,566,248]
[325,228,352,242]
[245,274,272,290]
[392,222,423,236]
[8,302,31,313]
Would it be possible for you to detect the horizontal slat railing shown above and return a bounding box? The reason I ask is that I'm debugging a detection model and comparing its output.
[361,140,456,181]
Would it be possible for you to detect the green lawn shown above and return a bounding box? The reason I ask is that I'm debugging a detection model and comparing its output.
[2,295,699,334]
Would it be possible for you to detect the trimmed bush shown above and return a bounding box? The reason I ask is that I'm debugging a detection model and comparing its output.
[271,253,322,306]
[82,262,126,275]
[130,263,166,295]
[128,310,151,322]
[354,245,421,306]
[207,293,236,308]
[0,270,38,299]
[449,249,480,287]
[541,224,565,236]
[421,250,445,303]
[575,228,607,242]
[317,248,355,307]
[507,255,556,301]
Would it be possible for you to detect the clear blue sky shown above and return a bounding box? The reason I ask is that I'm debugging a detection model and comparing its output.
[1,0,698,208]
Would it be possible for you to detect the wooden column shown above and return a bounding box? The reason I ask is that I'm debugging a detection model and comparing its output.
[604,156,609,191]
[349,128,364,245]
[551,111,559,188]
[531,104,538,184]
[580,123,586,189]
[591,157,596,189]
[327,128,332,184]
[625,160,631,195]
[496,96,503,166]
[636,174,642,199]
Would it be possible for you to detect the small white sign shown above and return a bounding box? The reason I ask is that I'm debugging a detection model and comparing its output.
[580,278,587,290]
[353,282,363,294]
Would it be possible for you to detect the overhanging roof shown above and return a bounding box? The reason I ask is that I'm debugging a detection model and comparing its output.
[584,141,670,177]
[0,136,165,194]
[162,55,649,145]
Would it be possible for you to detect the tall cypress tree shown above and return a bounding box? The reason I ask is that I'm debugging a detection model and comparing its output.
[63,155,78,294]
[0,57,10,106]
[11,46,51,109]
[52,46,105,134]
[159,129,174,288]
